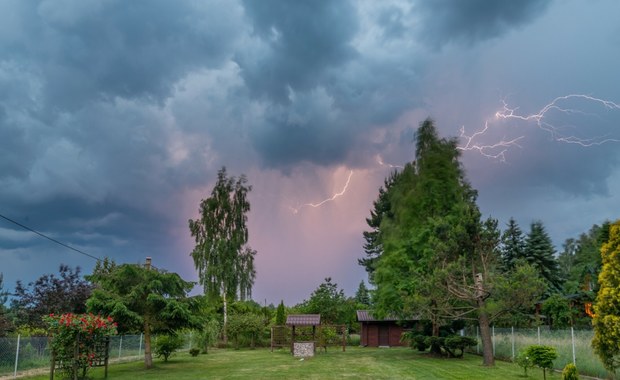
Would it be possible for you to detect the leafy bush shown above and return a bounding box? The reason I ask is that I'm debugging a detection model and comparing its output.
[525,345,558,380]
[154,334,185,362]
[189,347,201,357]
[401,331,429,352]
[562,363,579,380]
[443,336,477,358]
[516,349,534,377]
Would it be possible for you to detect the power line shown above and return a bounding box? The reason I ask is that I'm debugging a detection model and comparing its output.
[0,212,101,262]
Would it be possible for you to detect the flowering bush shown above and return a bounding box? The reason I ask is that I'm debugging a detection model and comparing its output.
[45,313,117,379]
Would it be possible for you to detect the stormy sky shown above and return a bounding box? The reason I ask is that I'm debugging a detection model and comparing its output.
[2,0,619,305]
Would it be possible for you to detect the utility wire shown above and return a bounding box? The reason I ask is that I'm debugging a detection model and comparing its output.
[0,212,101,262]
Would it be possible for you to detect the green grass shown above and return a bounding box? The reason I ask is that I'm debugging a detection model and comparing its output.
[20,347,550,380]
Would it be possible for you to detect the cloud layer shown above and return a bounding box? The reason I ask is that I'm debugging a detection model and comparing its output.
[1,0,619,304]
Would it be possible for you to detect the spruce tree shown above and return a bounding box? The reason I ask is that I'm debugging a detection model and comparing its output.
[592,220,620,373]
[501,218,526,271]
[524,221,560,292]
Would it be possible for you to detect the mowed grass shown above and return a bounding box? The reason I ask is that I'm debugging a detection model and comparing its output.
[21,347,543,380]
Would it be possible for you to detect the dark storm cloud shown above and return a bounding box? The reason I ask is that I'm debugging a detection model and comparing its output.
[415,0,552,47]
[5,0,242,109]
[238,0,359,103]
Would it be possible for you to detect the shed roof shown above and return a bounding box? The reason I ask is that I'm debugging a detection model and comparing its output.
[356,310,416,322]
[286,314,321,326]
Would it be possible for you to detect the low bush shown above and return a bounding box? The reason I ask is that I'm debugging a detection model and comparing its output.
[562,363,579,380]
[189,347,201,357]
[154,334,185,362]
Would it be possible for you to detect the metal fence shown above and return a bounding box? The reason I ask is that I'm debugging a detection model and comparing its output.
[464,326,613,379]
[0,334,192,379]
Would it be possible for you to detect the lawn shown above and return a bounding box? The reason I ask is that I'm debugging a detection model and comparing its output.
[21,347,547,380]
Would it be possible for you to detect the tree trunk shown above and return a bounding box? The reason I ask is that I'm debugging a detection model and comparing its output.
[429,313,442,356]
[143,321,153,369]
[477,305,494,366]
[222,290,228,345]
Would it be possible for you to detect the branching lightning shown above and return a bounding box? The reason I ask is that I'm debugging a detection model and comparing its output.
[289,170,354,214]
[458,94,620,161]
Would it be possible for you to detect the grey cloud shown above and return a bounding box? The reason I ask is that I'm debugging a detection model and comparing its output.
[5,0,243,110]
[414,0,552,47]
[238,0,359,103]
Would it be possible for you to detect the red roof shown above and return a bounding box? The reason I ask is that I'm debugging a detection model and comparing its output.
[286,314,321,326]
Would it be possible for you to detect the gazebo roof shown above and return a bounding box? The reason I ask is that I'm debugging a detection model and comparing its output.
[286,314,321,326]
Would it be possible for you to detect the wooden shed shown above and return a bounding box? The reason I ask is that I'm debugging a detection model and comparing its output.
[357,310,416,347]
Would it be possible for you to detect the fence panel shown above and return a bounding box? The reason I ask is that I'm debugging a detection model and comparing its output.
[464,327,610,379]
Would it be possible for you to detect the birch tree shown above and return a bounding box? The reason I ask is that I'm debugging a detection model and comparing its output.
[189,167,256,343]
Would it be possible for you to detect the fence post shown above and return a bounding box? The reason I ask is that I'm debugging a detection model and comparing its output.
[571,326,576,365]
[188,331,192,350]
[511,326,515,361]
[13,334,21,379]
[118,335,123,360]
[537,326,540,345]
[138,334,143,358]
[492,326,495,356]
[476,326,480,354]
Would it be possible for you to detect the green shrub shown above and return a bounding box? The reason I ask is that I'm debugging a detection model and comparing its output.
[562,363,579,380]
[189,347,201,357]
[525,345,558,380]
[154,334,185,362]
[516,349,534,377]
[443,336,477,358]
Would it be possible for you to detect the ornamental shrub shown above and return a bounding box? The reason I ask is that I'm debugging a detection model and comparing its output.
[45,313,117,379]
[562,363,579,380]
[154,334,185,362]
[525,345,558,380]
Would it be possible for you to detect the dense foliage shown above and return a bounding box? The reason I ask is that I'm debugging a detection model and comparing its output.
[11,265,93,329]
[592,220,620,373]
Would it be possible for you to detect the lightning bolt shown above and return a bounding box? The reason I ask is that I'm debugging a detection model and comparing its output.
[459,94,620,161]
[290,170,354,214]
[376,154,404,169]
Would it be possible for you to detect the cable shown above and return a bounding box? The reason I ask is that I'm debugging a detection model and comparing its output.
[0,212,101,262]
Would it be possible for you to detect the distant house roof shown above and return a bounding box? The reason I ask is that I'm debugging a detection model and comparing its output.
[286,314,321,326]
[357,310,417,322]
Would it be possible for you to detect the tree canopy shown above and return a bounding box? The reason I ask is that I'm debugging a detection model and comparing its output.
[87,262,200,369]
[11,265,92,329]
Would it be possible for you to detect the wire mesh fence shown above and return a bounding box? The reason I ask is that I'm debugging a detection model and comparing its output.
[0,333,193,378]
[464,326,612,379]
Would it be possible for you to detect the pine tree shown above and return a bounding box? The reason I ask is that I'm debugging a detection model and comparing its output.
[524,221,560,292]
[592,220,620,372]
[501,218,526,271]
